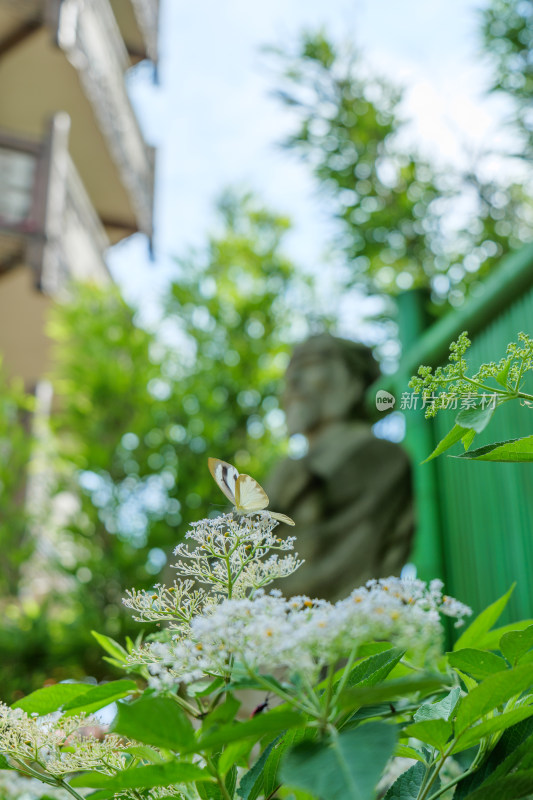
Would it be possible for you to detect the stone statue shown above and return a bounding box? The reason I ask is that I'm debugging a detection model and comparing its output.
[267,333,414,601]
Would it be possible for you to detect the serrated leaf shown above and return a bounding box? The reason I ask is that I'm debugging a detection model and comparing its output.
[404,719,452,751]
[448,649,508,680]
[280,722,397,800]
[262,727,316,800]
[383,761,426,799]
[70,762,209,790]
[454,718,533,799]
[12,683,93,715]
[422,423,468,463]
[453,435,533,462]
[62,680,137,716]
[344,648,405,689]
[454,586,515,651]
[462,769,533,800]
[500,626,533,665]
[455,403,496,433]
[413,687,461,722]
[455,663,533,732]
[111,695,195,750]
[453,705,533,752]
[237,737,279,800]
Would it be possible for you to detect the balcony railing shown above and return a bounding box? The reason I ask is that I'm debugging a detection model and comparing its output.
[0,114,110,293]
[52,0,155,240]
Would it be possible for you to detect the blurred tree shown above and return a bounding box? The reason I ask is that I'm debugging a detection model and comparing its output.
[270,30,533,307]
[481,0,533,157]
[0,366,34,596]
[0,191,317,700]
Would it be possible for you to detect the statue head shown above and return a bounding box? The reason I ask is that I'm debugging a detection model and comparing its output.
[282,333,380,438]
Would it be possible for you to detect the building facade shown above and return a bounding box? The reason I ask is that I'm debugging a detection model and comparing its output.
[0,0,158,386]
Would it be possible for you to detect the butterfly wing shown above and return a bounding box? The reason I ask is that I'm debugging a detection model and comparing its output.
[235,473,269,512]
[208,457,239,505]
[268,511,296,526]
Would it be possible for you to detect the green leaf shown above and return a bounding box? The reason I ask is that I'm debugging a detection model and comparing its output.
[462,428,476,451]
[448,649,508,680]
[261,728,316,800]
[413,687,461,722]
[462,769,533,800]
[0,753,12,769]
[196,710,305,752]
[237,736,279,799]
[111,696,196,750]
[404,719,452,751]
[62,680,137,716]
[454,585,515,651]
[91,631,129,663]
[476,620,533,650]
[383,762,426,799]
[344,648,405,689]
[394,744,427,763]
[202,694,241,730]
[455,403,496,433]
[338,674,451,710]
[218,739,254,777]
[495,361,511,388]
[187,677,225,697]
[453,435,533,462]
[500,626,533,665]
[70,761,210,790]
[280,722,397,800]
[454,718,533,799]
[453,705,533,752]
[422,423,469,463]
[123,745,166,764]
[12,683,93,715]
[455,663,533,732]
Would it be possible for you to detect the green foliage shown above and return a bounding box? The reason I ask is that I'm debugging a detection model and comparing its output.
[5,582,533,800]
[410,332,533,461]
[280,723,397,800]
[0,363,34,596]
[0,191,314,700]
[270,31,533,306]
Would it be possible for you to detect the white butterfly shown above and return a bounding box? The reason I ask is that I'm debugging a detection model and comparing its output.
[208,457,295,526]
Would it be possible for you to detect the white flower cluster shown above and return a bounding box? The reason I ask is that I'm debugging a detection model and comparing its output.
[0,704,127,779]
[173,512,301,598]
[124,512,302,636]
[138,577,471,688]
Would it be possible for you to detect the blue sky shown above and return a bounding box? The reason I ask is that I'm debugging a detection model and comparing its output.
[108,0,516,335]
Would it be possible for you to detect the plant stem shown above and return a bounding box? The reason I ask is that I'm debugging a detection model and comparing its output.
[417,741,456,800]
[205,756,232,800]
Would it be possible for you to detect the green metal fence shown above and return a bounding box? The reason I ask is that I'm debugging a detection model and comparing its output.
[374,242,533,624]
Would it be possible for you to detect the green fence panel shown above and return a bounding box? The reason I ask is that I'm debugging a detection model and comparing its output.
[432,292,533,623]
